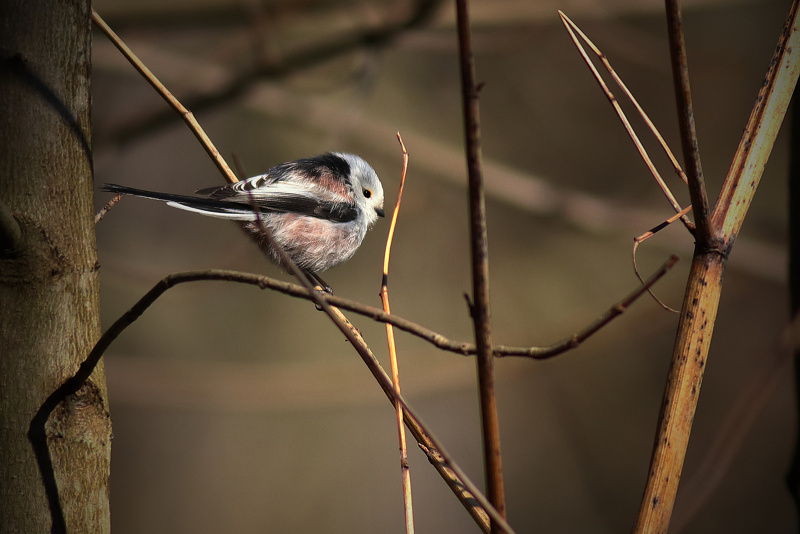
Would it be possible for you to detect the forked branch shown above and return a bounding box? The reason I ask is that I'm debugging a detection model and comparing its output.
[559,11,694,235]
[633,1,800,531]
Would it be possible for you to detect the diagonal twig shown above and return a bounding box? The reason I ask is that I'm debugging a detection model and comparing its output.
[559,11,695,235]
[91,9,239,185]
[94,193,122,224]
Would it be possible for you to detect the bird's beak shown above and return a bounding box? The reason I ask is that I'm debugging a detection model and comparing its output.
[376,207,385,218]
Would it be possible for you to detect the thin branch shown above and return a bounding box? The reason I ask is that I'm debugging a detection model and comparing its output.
[94,260,680,363]
[559,11,695,234]
[94,193,121,224]
[380,134,414,533]
[632,206,692,313]
[143,266,682,360]
[65,267,510,533]
[455,1,506,527]
[664,0,711,244]
[91,9,239,184]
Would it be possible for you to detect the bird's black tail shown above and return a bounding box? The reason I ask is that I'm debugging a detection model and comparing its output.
[102,183,258,219]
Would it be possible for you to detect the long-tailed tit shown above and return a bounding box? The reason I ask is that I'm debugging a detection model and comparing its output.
[103,152,385,291]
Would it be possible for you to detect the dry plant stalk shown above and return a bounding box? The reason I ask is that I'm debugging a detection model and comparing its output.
[558,11,694,233]
[560,10,696,310]
[563,2,799,531]
[627,1,797,531]
[380,134,414,533]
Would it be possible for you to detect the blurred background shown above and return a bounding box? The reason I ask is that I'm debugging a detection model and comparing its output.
[92,0,794,531]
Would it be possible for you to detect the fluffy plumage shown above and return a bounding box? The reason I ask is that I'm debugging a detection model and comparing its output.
[103,152,385,290]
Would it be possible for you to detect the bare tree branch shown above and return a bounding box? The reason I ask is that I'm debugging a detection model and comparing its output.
[664,0,711,243]
[455,2,506,526]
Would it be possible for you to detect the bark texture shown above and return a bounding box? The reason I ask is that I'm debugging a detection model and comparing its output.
[0,1,111,532]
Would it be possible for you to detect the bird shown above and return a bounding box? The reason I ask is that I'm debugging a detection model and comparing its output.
[103,152,385,292]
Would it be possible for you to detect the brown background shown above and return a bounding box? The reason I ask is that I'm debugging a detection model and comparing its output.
[92,0,794,531]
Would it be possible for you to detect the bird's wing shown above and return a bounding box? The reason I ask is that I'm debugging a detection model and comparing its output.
[103,183,357,223]
[201,179,357,222]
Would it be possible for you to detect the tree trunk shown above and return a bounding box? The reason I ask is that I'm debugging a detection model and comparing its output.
[0,1,111,532]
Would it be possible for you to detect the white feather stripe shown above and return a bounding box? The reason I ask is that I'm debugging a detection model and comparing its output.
[165,201,259,221]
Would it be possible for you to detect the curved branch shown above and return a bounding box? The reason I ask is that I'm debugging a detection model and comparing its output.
[86,256,677,367]
[32,251,675,534]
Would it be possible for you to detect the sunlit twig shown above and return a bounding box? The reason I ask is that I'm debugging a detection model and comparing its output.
[380,133,414,534]
[91,10,239,185]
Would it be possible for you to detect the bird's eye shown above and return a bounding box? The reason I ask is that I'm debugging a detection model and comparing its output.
[363,189,372,198]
